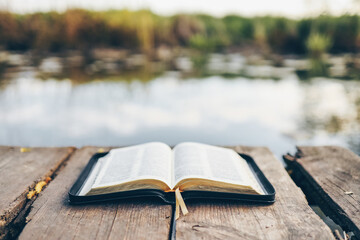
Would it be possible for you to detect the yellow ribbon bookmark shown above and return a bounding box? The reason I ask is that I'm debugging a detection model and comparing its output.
[175,188,188,220]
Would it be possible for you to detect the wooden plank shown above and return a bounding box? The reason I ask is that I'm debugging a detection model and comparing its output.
[176,146,335,240]
[0,146,75,240]
[285,146,360,239]
[18,147,173,240]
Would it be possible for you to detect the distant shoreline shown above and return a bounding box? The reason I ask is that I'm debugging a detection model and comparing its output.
[0,10,359,55]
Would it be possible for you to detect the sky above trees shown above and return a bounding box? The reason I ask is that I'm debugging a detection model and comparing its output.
[1,0,359,18]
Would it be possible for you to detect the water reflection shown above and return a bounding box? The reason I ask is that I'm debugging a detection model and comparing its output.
[0,70,359,161]
[298,78,360,153]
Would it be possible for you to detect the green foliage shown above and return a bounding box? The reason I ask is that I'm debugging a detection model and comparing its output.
[222,15,254,44]
[171,14,204,46]
[306,33,332,76]
[331,15,359,52]
[188,34,212,72]
[195,14,230,51]
[308,58,329,77]
[189,34,213,52]
[306,33,332,58]
[0,9,359,56]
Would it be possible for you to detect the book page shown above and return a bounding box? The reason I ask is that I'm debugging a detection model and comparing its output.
[173,142,263,193]
[89,142,173,191]
[78,156,106,196]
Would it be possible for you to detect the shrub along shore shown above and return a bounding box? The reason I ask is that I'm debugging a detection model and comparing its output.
[1,9,360,80]
[0,9,359,55]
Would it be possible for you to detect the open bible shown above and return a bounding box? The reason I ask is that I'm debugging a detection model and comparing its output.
[78,142,265,196]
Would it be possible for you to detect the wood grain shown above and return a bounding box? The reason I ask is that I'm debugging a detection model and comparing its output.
[286,146,360,239]
[18,147,173,240]
[0,146,75,240]
[176,146,335,240]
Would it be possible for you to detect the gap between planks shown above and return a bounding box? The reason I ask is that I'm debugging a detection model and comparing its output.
[0,146,76,240]
[284,146,360,240]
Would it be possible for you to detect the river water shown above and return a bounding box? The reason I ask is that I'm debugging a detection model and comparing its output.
[0,67,359,161]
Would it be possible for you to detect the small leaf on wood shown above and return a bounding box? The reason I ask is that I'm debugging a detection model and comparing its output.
[35,181,47,194]
[45,177,52,183]
[97,148,105,153]
[20,147,31,153]
[27,190,36,199]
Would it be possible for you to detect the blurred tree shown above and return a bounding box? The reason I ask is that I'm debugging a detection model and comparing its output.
[306,33,332,76]
[297,19,312,54]
[0,9,359,58]
[0,11,22,50]
[196,14,230,51]
[254,21,268,53]
[222,15,254,45]
[64,9,106,50]
[136,10,154,53]
[153,17,176,47]
[100,10,139,48]
[265,17,300,54]
[331,15,359,53]
[171,14,204,46]
[24,12,65,51]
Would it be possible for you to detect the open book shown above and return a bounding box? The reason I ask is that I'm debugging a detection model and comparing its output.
[78,142,264,196]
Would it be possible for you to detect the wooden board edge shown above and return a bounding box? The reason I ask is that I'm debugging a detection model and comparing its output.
[283,149,360,239]
[0,147,76,240]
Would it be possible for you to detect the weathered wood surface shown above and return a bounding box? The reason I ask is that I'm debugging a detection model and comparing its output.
[18,147,173,240]
[176,146,335,240]
[0,146,75,240]
[285,146,360,239]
